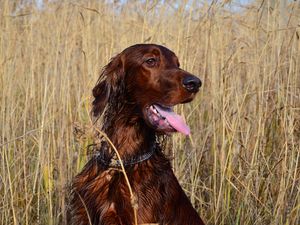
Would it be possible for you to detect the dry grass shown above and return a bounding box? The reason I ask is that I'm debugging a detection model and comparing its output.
[0,0,300,224]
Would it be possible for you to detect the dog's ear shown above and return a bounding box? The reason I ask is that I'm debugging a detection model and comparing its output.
[92,80,110,118]
[92,54,124,118]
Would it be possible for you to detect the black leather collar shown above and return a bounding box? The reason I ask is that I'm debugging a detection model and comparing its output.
[96,142,157,168]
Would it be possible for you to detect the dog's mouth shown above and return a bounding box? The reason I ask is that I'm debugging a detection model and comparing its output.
[146,104,190,135]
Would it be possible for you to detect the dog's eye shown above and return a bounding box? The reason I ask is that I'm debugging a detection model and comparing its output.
[145,58,157,67]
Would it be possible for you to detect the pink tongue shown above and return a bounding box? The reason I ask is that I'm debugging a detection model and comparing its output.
[155,105,190,135]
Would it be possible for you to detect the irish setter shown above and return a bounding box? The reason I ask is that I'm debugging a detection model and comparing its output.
[69,44,205,225]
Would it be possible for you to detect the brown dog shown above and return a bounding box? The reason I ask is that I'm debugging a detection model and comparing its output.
[69,44,205,225]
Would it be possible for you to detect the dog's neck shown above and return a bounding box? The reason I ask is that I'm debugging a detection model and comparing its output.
[102,105,156,159]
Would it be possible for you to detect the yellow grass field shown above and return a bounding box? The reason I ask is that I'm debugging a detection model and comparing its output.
[0,0,299,224]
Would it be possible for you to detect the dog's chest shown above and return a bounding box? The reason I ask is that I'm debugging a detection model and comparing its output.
[99,166,168,223]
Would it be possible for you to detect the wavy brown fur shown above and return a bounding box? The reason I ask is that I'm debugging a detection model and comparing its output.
[68,44,205,225]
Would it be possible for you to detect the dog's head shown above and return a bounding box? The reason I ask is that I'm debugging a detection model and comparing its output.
[92,44,201,135]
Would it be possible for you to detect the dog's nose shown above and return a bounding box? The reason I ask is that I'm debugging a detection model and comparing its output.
[182,75,201,93]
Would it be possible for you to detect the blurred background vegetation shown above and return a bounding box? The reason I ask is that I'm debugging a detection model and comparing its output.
[0,0,299,224]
